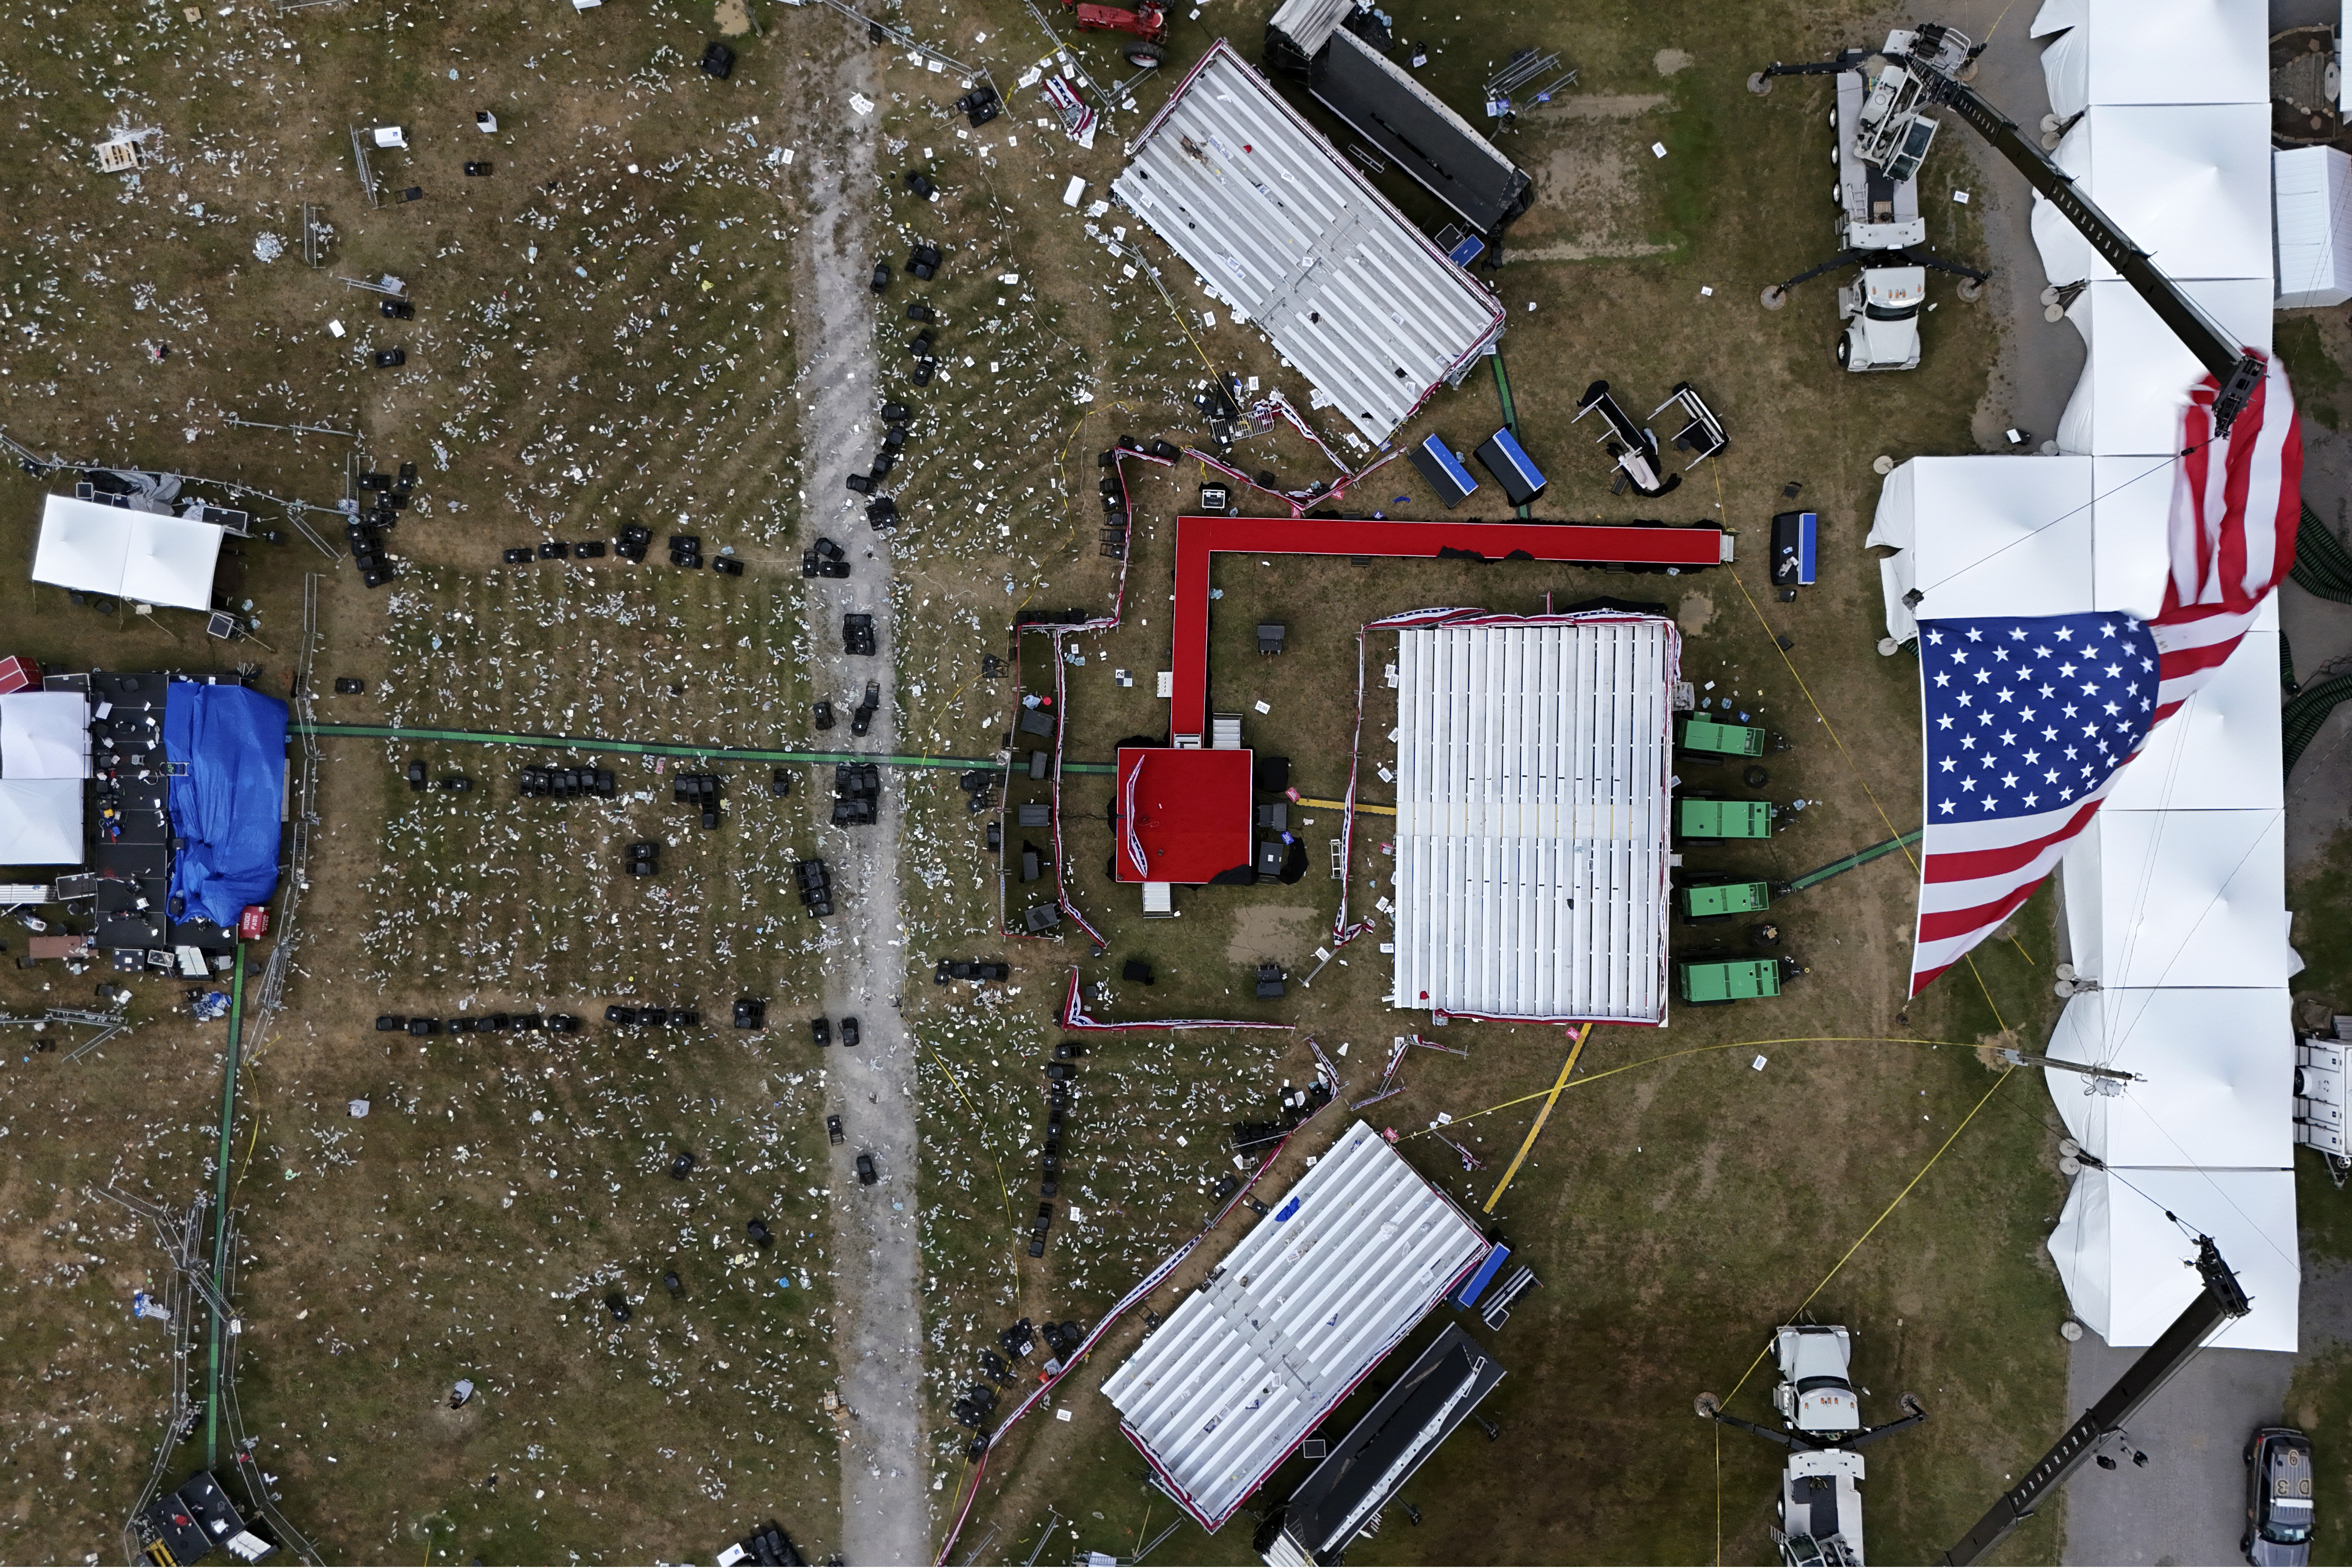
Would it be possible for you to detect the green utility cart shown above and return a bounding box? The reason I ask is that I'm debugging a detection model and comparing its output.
[1679,957,1783,1004]
[1678,717,1767,757]
[1679,878,1773,921]
[1676,798,1774,841]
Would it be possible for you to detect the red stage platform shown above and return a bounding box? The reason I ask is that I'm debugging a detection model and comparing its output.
[1166,514,1725,742]
[1115,747,1256,883]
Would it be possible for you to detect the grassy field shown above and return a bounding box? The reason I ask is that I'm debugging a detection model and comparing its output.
[0,0,870,1557]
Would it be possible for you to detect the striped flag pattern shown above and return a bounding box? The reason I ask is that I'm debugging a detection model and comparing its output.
[1909,355,2302,995]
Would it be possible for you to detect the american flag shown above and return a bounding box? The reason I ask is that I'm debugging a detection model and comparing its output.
[1909,354,2302,994]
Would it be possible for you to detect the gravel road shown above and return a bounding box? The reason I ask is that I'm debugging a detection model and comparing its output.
[780,34,929,1565]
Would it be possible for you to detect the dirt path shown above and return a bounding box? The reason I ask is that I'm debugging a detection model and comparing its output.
[779,37,928,1566]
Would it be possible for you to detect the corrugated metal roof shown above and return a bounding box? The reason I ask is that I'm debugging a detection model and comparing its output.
[1113,42,1506,443]
[1265,0,1356,57]
[1389,618,1675,1022]
[1099,1120,1488,1529]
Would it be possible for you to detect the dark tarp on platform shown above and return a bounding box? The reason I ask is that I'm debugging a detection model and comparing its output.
[163,682,287,927]
[1309,29,1532,236]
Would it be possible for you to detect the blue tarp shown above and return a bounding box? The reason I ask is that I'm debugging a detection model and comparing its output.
[164,682,287,927]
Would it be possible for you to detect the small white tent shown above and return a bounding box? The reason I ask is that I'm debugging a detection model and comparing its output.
[32,496,132,597]
[2274,146,2352,310]
[0,692,90,779]
[0,778,83,866]
[31,494,221,611]
[2051,1165,2298,1350]
[120,512,227,609]
[2030,0,2268,116]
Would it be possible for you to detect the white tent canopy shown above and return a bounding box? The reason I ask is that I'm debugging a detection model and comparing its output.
[2274,146,2352,310]
[0,692,89,779]
[2053,277,2275,456]
[2029,105,2275,285]
[32,494,222,612]
[2045,987,2294,1167]
[0,778,83,866]
[2060,809,2292,989]
[2106,631,2283,811]
[2030,0,2268,115]
[1866,457,2094,641]
[2051,1165,2298,1349]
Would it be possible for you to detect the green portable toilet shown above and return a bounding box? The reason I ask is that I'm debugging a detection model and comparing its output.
[1679,718,1766,757]
[1680,879,1773,920]
[1679,958,1783,1003]
[1677,798,1774,840]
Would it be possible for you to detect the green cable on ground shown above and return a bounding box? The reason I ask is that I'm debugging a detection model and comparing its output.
[2293,502,2352,603]
[1783,828,1925,893]
[2285,672,2352,776]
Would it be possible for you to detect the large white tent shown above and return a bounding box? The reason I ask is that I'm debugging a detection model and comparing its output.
[0,778,84,866]
[2030,106,2274,286]
[32,494,222,612]
[1874,0,2299,1351]
[2051,1167,2299,1350]
[2060,809,2291,989]
[2029,0,2268,116]
[0,692,90,779]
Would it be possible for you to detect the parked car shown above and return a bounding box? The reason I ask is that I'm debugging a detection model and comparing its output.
[2245,1427,2315,1565]
[840,1016,861,1048]
[667,1149,695,1180]
[827,1115,845,1146]
[856,1153,879,1185]
[811,1016,831,1047]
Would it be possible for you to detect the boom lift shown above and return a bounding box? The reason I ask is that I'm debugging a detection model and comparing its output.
[1885,24,2268,432]
[1758,23,2267,430]
[1752,28,1989,373]
[1697,1324,1929,1566]
[1936,1235,2251,1564]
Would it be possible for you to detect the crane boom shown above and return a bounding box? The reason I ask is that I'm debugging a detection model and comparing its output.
[1936,1235,2251,1565]
[1893,35,2267,434]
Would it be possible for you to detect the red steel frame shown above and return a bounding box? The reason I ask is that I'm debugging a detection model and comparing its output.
[1167,514,1724,741]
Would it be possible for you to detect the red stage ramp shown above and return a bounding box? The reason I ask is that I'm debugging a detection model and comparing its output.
[1166,514,1725,744]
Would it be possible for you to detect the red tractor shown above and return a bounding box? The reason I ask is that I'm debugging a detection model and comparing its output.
[1062,0,1167,68]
